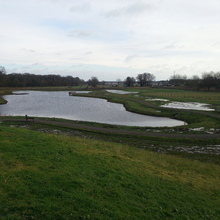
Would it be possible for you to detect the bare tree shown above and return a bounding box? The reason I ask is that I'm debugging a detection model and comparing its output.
[124,76,136,87]
[136,73,155,86]
[201,72,216,91]
[169,74,187,86]
[0,66,6,86]
[88,76,99,87]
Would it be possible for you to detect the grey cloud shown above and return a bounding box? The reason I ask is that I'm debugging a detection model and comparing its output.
[54,52,62,56]
[125,54,139,63]
[20,48,36,53]
[126,2,156,15]
[159,42,186,52]
[70,2,90,13]
[105,1,156,18]
[31,63,40,66]
[162,42,177,50]
[85,51,93,55]
[69,58,83,61]
[212,41,220,47]
[68,29,92,38]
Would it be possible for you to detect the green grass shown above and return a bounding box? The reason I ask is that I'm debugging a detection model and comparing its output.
[2,118,220,165]
[0,87,220,219]
[0,89,12,104]
[136,87,220,105]
[0,125,219,219]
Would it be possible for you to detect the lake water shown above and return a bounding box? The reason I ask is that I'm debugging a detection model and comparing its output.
[0,91,185,127]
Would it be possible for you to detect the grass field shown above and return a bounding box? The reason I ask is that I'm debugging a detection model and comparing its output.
[139,88,220,106]
[0,87,220,219]
[0,125,219,219]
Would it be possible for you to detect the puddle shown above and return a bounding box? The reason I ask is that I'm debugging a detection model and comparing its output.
[161,101,215,111]
[146,98,169,102]
[106,90,138,94]
[164,145,220,155]
[189,127,205,131]
[147,145,220,155]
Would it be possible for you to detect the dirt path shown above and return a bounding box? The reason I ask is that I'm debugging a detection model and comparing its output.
[32,119,220,139]
[2,116,220,139]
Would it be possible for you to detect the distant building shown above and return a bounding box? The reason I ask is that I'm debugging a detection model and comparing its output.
[150,80,172,87]
[104,81,124,87]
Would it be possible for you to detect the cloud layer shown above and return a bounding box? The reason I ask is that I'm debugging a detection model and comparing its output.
[1,0,220,80]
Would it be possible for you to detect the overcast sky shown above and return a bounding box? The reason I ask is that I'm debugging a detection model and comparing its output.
[1,0,220,81]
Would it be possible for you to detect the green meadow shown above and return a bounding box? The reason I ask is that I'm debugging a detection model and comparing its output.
[0,87,220,219]
[0,125,219,219]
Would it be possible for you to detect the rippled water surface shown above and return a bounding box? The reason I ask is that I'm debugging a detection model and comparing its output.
[0,91,185,127]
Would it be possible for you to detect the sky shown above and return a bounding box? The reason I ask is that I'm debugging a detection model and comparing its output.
[0,0,220,81]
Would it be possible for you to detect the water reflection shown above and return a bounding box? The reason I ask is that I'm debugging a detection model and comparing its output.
[0,91,185,127]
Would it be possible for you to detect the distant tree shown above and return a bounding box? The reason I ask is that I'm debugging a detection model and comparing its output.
[100,81,106,86]
[144,73,155,86]
[0,66,6,74]
[214,72,220,90]
[88,76,99,87]
[185,75,201,89]
[201,72,216,91]
[136,73,155,87]
[0,66,6,86]
[116,78,121,86]
[3,72,84,87]
[136,74,143,86]
[169,74,187,86]
[124,76,136,87]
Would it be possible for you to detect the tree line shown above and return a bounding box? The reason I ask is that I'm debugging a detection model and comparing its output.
[169,72,220,91]
[124,71,220,91]
[1,65,219,90]
[124,72,155,87]
[0,66,84,87]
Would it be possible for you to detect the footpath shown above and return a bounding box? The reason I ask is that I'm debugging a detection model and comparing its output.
[2,118,219,140]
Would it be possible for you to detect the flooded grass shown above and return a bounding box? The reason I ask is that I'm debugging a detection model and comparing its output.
[139,88,220,105]
[161,101,215,111]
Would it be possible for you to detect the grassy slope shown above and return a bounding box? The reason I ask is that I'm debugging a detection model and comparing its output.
[0,126,219,219]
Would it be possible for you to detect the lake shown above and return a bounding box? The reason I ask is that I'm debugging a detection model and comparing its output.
[0,91,185,127]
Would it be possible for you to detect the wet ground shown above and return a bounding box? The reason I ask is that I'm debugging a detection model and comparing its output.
[7,123,220,156]
[146,144,220,155]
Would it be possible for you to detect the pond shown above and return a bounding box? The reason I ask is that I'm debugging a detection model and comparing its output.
[0,91,185,127]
